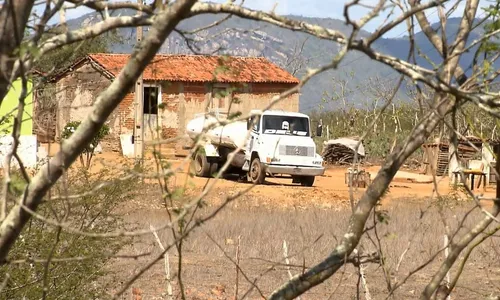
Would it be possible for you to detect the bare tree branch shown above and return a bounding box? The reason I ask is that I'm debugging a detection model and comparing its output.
[366,0,446,45]
[0,0,35,106]
[64,0,155,15]
[421,204,500,299]
[0,0,199,264]
[409,0,469,85]
[269,98,455,299]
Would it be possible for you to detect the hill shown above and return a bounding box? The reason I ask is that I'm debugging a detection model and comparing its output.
[66,11,495,112]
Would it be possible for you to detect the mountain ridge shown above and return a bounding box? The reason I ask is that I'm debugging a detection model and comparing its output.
[65,11,496,112]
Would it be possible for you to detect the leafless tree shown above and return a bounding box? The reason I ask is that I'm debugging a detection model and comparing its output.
[280,37,314,76]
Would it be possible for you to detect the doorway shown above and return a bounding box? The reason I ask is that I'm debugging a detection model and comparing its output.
[143,84,161,140]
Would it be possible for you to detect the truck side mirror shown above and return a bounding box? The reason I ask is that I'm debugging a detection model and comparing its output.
[316,124,323,137]
[247,117,252,130]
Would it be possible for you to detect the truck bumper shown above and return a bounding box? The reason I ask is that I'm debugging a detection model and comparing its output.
[266,165,325,177]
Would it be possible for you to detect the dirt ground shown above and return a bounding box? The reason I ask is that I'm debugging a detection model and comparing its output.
[81,152,500,299]
[88,151,497,207]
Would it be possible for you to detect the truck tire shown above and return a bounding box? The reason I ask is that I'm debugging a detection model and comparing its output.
[193,150,217,177]
[209,162,219,177]
[248,157,265,184]
[299,176,315,187]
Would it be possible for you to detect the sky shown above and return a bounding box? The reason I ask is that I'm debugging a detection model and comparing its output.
[37,0,492,38]
[223,0,491,37]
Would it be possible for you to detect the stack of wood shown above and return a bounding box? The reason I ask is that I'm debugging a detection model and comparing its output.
[436,147,449,176]
[425,142,478,176]
[322,143,365,165]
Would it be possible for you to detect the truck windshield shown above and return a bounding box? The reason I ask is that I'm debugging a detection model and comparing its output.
[262,115,310,136]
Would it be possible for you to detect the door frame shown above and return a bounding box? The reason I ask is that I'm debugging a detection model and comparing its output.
[142,82,162,140]
[210,83,231,113]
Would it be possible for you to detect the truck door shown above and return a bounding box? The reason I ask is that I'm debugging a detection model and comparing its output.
[246,115,260,158]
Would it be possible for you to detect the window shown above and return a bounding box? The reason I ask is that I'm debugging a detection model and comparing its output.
[211,86,229,110]
[248,115,260,132]
[262,115,310,136]
[143,86,159,114]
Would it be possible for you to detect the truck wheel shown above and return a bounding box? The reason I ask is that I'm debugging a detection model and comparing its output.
[193,150,210,177]
[248,157,265,184]
[300,176,315,187]
[209,162,219,177]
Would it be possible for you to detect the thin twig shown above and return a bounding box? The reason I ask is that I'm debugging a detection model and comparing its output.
[41,227,62,300]
[0,273,10,293]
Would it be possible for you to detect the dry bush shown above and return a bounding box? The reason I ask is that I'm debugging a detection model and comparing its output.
[0,168,140,299]
[118,195,500,299]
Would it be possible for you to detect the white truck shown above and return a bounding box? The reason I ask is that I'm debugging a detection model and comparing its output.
[186,109,325,186]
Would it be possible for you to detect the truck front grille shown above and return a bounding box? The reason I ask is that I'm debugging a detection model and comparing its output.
[279,145,314,157]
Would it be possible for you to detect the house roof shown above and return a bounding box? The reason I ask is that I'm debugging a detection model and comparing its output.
[53,53,299,84]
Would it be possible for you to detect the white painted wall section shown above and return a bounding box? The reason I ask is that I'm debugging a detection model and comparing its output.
[0,135,38,168]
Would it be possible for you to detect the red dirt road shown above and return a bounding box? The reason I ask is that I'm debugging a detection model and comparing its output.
[88,152,496,208]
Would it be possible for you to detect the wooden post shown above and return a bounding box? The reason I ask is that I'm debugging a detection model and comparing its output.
[134,0,144,162]
[444,234,451,300]
[449,141,459,183]
[234,236,241,300]
[482,143,494,185]
[283,240,302,300]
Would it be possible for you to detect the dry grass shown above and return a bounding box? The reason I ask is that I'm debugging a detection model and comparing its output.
[106,191,500,300]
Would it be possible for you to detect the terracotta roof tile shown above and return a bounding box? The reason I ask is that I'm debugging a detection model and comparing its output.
[86,53,299,84]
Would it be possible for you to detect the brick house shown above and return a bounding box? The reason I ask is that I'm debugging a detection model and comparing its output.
[51,53,299,154]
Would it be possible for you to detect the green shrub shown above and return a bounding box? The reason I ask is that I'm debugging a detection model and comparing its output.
[61,121,110,169]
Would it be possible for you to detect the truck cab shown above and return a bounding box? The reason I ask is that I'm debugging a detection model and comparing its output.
[242,110,325,186]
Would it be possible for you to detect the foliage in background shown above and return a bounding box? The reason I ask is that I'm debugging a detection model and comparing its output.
[310,76,500,164]
[310,76,422,162]
[62,121,110,169]
[311,105,422,162]
[33,26,122,75]
[0,168,137,299]
[479,2,500,67]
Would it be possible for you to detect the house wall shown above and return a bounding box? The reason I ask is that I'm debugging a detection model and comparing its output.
[33,86,57,143]
[55,63,121,151]
[166,82,299,136]
[0,79,33,135]
[119,81,299,152]
[0,79,37,168]
[56,62,299,155]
